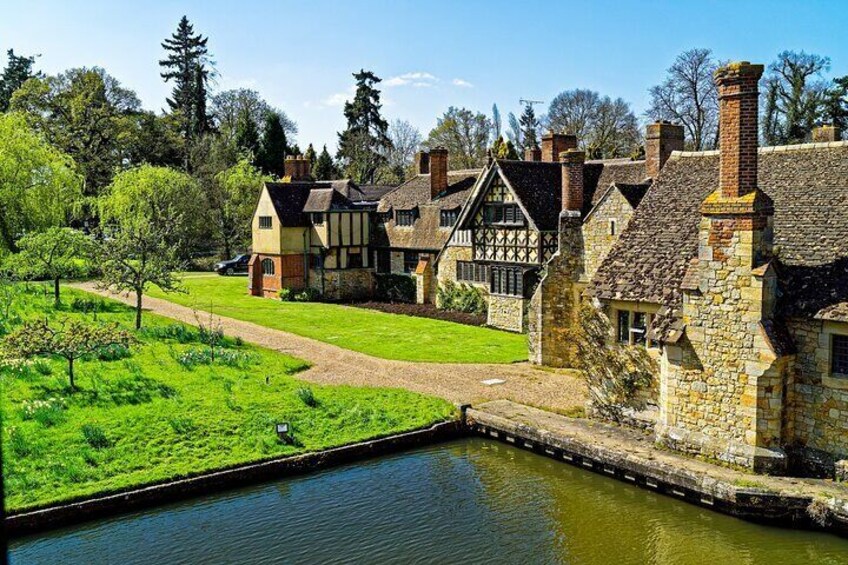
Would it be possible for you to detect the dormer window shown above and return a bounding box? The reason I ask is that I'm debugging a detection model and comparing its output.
[311,213,324,225]
[396,210,416,226]
[440,209,459,227]
[259,216,273,229]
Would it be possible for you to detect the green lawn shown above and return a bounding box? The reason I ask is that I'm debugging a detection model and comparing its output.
[0,284,455,511]
[147,273,528,364]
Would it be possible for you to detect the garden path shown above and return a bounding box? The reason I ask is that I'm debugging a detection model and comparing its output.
[73,282,587,414]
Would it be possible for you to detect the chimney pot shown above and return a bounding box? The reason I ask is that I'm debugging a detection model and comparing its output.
[560,149,585,213]
[715,61,764,199]
[645,121,684,178]
[524,146,542,162]
[429,147,448,199]
[542,132,578,162]
[812,124,841,143]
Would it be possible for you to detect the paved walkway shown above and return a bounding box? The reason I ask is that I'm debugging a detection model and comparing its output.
[73,283,586,413]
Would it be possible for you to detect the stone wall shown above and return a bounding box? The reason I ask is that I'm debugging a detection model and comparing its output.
[488,294,527,333]
[582,190,636,279]
[390,251,405,274]
[308,268,374,301]
[529,212,585,366]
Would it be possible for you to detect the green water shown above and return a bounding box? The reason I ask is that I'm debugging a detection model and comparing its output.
[10,438,848,564]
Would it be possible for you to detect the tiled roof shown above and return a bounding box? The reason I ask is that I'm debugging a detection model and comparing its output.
[374,170,480,251]
[265,180,366,226]
[591,142,848,327]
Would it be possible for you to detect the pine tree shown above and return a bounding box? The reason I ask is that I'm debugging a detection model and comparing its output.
[336,70,391,184]
[313,145,338,180]
[257,111,287,177]
[519,102,539,150]
[304,143,316,163]
[160,16,212,152]
[0,49,40,112]
[234,107,259,158]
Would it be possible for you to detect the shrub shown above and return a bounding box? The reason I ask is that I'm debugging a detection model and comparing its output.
[437,281,487,315]
[141,324,197,344]
[21,397,67,427]
[375,274,416,303]
[69,296,106,315]
[296,386,318,407]
[176,347,256,369]
[96,343,132,361]
[81,424,110,449]
[278,288,295,301]
[294,287,321,302]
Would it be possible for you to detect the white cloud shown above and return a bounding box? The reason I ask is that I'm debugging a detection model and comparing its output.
[385,72,438,88]
[452,78,474,88]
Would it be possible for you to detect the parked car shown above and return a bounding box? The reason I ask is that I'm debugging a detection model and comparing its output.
[214,254,251,276]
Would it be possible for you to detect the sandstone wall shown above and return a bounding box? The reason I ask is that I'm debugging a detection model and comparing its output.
[488,294,527,333]
[582,190,635,279]
[308,268,374,301]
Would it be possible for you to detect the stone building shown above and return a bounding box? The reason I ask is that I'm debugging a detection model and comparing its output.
[532,60,848,476]
[440,130,673,332]
[371,148,479,303]
[248,156,391,300]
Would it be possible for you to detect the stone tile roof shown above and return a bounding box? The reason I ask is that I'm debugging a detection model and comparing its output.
[591,142,848,329]
[373,170,480,251]
[266,180,364,226]
[495,158,649,231]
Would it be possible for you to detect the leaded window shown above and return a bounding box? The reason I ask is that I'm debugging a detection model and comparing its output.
[396,210,416,226]
[261,258,275,275]
[490,265,523,296]
[403,251,419,273]
[457,261,489,284]
[833,335,848,375]
[440,209,460,227]
[259,216,273,229]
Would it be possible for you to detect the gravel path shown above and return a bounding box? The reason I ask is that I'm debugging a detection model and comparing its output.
[73,282,586,413]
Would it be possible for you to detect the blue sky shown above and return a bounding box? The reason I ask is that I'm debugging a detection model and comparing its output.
[3,0,847,151]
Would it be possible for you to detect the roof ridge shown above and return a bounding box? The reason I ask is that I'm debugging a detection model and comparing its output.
[671,140,848,160]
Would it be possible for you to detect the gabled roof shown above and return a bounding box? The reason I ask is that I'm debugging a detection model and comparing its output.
[583,182,652,223]
[264,179,366,227]
[373,170,481,251]
[590,142,848,329]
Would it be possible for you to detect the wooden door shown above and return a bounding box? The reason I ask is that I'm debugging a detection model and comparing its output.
[280,254,305,290]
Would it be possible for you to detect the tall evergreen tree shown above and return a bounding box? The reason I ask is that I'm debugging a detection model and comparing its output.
[825,75,848,134]
[519,102,539,150]
[304,143,317,163]
[234,107,259,158]
[336,70,391,184]
[313,145,338,180]
[160,16,212,152]
[0,49,40,112]
[257,110,287,177]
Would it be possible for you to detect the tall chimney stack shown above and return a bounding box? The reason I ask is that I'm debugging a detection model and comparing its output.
[715,61,764,199]
[524,146,542,162]
[285,155,312,181]
[812,124,842,143]
[560,149,585,214]
[429,147,448,199]
[645,121,684,178]
[542,132,577,162]
[415,151,430,175]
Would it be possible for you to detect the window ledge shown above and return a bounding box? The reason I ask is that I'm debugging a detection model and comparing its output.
[823,375,848,391]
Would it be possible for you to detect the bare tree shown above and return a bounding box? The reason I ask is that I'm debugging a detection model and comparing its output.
[382,119,421,182]
[646,48,720,150]
[762,51,831,145]
[545,89,641,158]
[211,89,297,141]
[425,107,491,169]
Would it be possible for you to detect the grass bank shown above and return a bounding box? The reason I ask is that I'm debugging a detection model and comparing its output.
[0,284,455,512]
[147,273,527,364]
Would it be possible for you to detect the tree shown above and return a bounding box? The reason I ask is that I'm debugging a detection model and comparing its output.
[762,51,831,145]
[336,70,391,184]
[426,107,492,169]
[160,16,213,151]
[545,89,640,158]
[381,119,421,183]
[212,159,270,258]
[118,110,183,168]
[646,48,720,150]
[2,319,134,390]
[11,67,141,197]
[312,145,339,180]
[12,227,91,306]
[234,107,260,158]
[211,89,296,143]
[506,111,522,150]
[491,104,502,143]
[0,49,40,112]
[492,135,518,159]
[257,110,288,177]
[304,143,317,163]
[825,75,848,133]
[519,102,540,150]
[0,113,83,252]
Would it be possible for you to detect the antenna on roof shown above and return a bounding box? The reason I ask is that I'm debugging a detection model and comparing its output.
[519,99,544,108]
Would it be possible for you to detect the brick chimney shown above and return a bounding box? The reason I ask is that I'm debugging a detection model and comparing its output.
[645,121,684,178]
[415,151,430,175]
[812,124,842,142]
[285,155,312,181]
[715,61,764,199]
[524,146,541,162]
[560,149,585,213]
[542,132,577,162]
[429,147,448,199]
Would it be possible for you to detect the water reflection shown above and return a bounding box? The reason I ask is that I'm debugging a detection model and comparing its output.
[10,438,848,564]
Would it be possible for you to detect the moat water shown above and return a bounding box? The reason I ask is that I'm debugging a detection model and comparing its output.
[10,438,848,564]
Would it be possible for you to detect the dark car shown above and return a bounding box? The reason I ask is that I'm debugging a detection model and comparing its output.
[214,254,251,276]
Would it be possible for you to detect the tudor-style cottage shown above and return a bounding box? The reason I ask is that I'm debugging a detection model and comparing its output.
[372,148,479,302]
[440,128,679,332]
[248,156,390,300]
[532,60,848,476]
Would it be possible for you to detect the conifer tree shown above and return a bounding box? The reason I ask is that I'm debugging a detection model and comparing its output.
[234,107,260,158]
[304,143,316,164]
[519,102,539,150]
[313,145,338,180]
[160,16,212,151]
[336,70,391,184]
[0,49,40,112]
[257,110,287,177]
